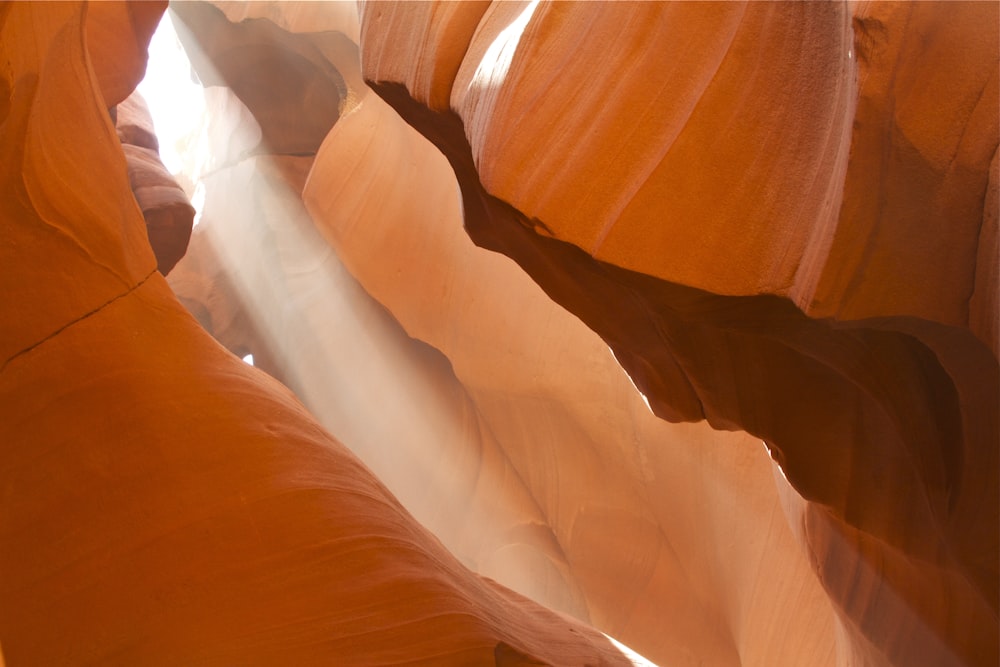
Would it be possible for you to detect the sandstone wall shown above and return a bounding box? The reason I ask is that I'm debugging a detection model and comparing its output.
[359,2,999,665]
[0,3,635,664]
[1,1,995,666]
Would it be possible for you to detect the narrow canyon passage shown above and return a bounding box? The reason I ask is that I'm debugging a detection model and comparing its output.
[0,2,995,666]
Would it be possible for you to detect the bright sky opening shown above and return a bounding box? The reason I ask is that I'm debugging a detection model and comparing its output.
[136,12,206,178]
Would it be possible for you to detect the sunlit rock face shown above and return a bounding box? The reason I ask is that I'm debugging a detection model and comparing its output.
[166,77,598,624]
[166,5,843,665]
[359,1,999,666]
[0,3,638,664]
[2,1,996,666]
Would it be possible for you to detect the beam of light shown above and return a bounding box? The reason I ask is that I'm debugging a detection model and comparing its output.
[137,13,485,556]
[138,8,592,634]
[190,181,205,227]
[135,12,207,178]
[138,10,675,665]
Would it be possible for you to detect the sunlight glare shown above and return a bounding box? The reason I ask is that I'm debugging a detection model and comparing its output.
[471,0,541,95]
[190,181,206,227]
[136,12,207,177]
[609,346,655,416]
[603,633,657,666]
[763,440,790,485]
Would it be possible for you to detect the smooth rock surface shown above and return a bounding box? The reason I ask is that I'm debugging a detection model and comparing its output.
[2,1,995,666]
[0,3,635,664]
[171,3,844,665]
[115,91,194,275]
[360,2,999,665]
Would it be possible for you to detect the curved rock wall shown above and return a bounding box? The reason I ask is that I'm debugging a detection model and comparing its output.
[2,1,996,666]
[115,92,194,275]
[85,0,165,107]
[359,2,999,666]
[303,84,842,666]
[167,5,842,664]
[0,3,635,664]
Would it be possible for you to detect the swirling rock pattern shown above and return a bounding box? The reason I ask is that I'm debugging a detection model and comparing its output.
[115,92,194,275]
[166,3,848,664]
[360,2,999,665]
[0,3,632,664]
[1,1,995,665]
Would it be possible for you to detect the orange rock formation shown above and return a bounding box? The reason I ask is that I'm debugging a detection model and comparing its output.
[115,92,194,275]
[356,2,999,665]
[166,6,843,664]
[0,3,633,664]
[1,1,996,666]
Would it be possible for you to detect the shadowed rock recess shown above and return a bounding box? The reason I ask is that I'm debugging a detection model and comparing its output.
[1,1,996,666]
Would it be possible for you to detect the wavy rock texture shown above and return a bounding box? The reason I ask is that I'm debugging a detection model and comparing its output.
[359,2,999,666]
[4,1,997,666]
[115,91,194,275]
[166,84,598,624]
[166,5,845,664]
[0,3,635,664]
[302,87,842,667]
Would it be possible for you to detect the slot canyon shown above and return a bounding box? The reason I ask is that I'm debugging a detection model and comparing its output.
[0,1,996,665]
